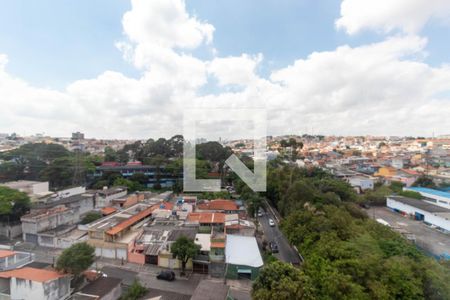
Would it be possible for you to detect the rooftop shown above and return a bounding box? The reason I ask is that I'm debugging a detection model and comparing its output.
[406,187,450,199]
[388,196,450,213]
[187,212,225,224]
[194,234,211,251]
[101,207,117,215]
[0,250,15,259]
[225,235,263,268]
[0,267,67,282]
[197,199,238,211]
[79,277,122,298]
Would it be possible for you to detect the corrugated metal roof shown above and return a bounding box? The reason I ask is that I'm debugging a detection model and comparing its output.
[407,187,450,199]
[389,196,450,213]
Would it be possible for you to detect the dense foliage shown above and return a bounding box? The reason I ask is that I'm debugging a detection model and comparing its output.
[251,165,450,299]
[0,143,98,189]
[80,212,103,225]
[120,280,147,300]
[0,186,31,222]
[56,242,95,276]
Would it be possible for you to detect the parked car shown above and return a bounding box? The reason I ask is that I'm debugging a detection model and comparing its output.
[257,209,264,217]
[156,270,175,281]
[269,241,279,253]
[269,218,275,227]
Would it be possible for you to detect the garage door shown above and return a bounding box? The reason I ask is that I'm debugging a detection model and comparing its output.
[238,268,252,279]
[116,249,127,260]
[25,233,38,244]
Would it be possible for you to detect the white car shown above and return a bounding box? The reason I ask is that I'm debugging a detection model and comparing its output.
[269,218,275,227]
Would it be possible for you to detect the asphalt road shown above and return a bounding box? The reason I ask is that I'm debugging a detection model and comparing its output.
[259,205,302,265]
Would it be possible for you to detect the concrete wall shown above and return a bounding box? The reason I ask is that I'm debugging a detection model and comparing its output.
[22,208,78,238]
[9,277,71,300]
[56,186,85,198]
[0,224,22,239]
[32,182,49,195]
[226,264,259,280]
[96,190,127,208]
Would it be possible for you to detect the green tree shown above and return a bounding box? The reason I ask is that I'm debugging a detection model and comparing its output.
[40,157,75,189]
[252,261,312,300]
[56,242,95,276]
[113,177,143,192]
[81,212,102,225]
[413,175,436,188]
[171,235,200,276]
[398,190,423,199]
[0,186,31,222]
[120,279,147,300]
[104,146,118,162]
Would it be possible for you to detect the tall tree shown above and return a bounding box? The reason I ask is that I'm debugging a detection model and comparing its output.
[56,242,95,277]
[0,186,31,222]
[171,236,200,276]
[252,261,311,300]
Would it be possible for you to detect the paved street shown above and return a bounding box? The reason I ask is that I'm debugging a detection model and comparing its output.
[100,264,206,296]
[259,202,302,264]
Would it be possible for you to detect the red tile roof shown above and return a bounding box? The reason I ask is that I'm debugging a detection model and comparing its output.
[106,202,173,236]
[197,199,238,211]
[187,212,225,224]
[0,267,67,282]
[106,206,155,236]
[0,250,15,258]
[210,242,225,248]
[101,207,117,216]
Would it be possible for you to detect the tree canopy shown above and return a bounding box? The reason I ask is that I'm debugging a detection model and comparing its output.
[171,235,200,275]
[56,242,95,276]
[251,164,450,299]
[0,186,31,222]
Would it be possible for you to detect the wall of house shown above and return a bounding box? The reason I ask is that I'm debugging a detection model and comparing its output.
[89,240,128,260]
[158,253,193,270]
[0,224,22,239]
[10,278,45,300]
[96,190,127,208]
[32,182,49,195]
[226,264,259,280]
[22,209,77,237]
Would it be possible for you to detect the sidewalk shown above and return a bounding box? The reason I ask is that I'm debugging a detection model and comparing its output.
[93,257,194,280]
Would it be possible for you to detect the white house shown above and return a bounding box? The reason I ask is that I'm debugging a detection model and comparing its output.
[0,267,71,300]
[348,176,374,193]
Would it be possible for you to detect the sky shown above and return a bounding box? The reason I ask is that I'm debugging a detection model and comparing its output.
[0,0,450,139]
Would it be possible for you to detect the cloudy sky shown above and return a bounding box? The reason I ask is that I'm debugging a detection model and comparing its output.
[0,0,450,139]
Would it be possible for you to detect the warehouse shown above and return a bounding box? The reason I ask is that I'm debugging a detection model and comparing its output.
[404,187,450,209]
[386,196,450,232]
[225,235,263,280]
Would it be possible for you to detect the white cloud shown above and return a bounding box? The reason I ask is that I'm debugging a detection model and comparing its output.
[122,0,214,50]
[207,54,263,87]
[336,0,450,35]
[1,1,450,139]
